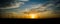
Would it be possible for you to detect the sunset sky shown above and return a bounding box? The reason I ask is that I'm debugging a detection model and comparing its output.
[0,0,60,18]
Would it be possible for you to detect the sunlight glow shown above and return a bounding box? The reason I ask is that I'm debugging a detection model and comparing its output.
[29,14,38,19]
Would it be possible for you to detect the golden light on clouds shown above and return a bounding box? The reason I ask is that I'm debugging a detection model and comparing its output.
[1,11,59,19]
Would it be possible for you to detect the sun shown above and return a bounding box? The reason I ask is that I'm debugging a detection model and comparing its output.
[30,14,36,18]
[29,14,38,19]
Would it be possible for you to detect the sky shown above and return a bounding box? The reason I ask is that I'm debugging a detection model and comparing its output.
[0,0,42,13]
[0,0,60,18]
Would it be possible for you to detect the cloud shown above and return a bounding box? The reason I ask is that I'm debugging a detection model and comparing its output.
[19,0,29,2]
[0,0,29,9]
[0,2,24,9]
[23,3,53,12]
[21,4,41,12]
[22,0,60,16]
[30,4,41,8]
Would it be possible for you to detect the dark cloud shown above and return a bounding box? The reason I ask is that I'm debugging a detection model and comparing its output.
[39,0,60,14]
[0,0,25,9]
[0,0,16,8]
